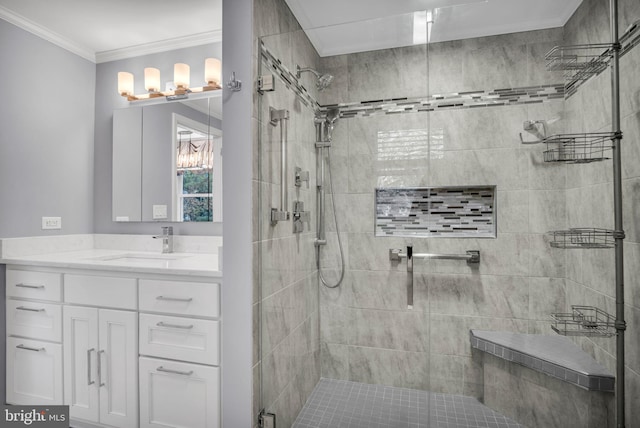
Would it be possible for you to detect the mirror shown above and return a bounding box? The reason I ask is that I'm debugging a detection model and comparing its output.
[112,93,222,222]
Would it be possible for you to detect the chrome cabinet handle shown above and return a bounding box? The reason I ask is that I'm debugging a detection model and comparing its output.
[87,348,95,385]
[98,350,106,387]
[17,344,45,352]
[156,321,194,330]
[16,283,45,289]
[16,306,46,312]
[157,366,193,376]
[156,296,193,302]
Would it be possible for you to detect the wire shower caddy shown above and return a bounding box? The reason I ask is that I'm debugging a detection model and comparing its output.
[551,305,617,337]
[545,43,614,96]
[542,132,618,163]
[548,228,618,249]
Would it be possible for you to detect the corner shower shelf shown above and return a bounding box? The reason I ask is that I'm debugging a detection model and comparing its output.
[551,305,617,337]
[542,132,618,163]
[545,43,614,95]
[548,228,617,249]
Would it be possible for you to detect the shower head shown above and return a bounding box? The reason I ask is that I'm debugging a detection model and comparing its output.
[296,65,334,91]
[325,108,340,125]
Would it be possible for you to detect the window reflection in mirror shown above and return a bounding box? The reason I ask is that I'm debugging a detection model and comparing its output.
[173,116,222,222]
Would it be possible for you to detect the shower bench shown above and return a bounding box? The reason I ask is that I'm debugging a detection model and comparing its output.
[470,330,615,428]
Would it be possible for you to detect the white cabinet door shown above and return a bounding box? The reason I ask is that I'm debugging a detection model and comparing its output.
[99,309,138,428]
[139,357,220,428]
[6,337,62,405]
[63,306,100,423]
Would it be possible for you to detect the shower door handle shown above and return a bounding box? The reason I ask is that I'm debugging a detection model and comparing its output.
[407,245,413,310]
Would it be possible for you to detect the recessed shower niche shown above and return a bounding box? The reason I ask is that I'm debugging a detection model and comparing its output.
[375,186,496,238]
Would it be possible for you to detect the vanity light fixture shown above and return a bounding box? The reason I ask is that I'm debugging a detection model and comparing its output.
[118,58,222,102]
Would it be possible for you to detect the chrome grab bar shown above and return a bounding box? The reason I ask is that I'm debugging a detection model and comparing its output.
[390,247,481,310]
[389,249,480,264]
[157,366,194,376]
[270,107,291,225]
[407,245,413,309]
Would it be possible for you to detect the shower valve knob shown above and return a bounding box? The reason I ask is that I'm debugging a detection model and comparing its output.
[292,200,310,233]
[295,167,310,188]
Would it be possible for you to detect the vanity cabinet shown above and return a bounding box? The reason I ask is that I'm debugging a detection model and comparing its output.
[139,357,220,428]
[6,336,63,405]
[63,306,138,428]
[5,268,63,406]
[5,266,220,428]
[138,279,221,428]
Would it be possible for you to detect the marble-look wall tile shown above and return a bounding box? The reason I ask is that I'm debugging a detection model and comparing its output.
[429,353,464,395]
[463,43,529,91]
[623,178,640,243]
[529,277,566,320]
[624,305,640,374]
[351,308,430,352]
[262,338,292,410]
[497,190,529,233]
[529,190,567,233]
[625,367,640,424]
[349,270,409,311]
[346,45,428,102]
[624,242,640,309]
[348,346,430,390]
[320,305,352,345]
[321,342,349,380]
[620,48,640,119]
[428,274,529,319]
[262,286,292,356]
[529,234,566,278]
[254,0,299,40]
[621,111,640,180]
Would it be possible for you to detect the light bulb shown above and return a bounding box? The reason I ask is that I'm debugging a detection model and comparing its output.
[205,58,221,86]
[117,72,134,96]
[144,67,161,92]
[174,63,190,89]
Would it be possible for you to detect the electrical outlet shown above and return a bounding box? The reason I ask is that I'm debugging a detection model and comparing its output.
[153,205,168,220]
[42,216,62,230]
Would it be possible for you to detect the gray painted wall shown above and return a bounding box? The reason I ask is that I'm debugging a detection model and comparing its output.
[222,0,254,426]
[0,19,96,238]
[94,43,223,235]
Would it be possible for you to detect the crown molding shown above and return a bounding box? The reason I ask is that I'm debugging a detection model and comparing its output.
[96,30,222,64]
[1,6,222,64]
[0,5,96,62]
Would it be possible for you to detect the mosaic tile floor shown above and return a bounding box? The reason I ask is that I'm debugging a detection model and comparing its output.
[292,378,525,428]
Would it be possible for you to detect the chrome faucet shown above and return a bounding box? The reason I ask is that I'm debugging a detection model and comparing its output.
[153,226,174,253]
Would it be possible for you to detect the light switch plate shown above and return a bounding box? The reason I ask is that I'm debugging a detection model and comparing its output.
[153,205,168,219]
[42,216,62,230]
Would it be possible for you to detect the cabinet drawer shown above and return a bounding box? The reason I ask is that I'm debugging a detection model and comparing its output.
[7,337,63,406]
[140,313,219,366]
[139,357,219,428]
[139,280,219,318]
[6,269,62,302]
[7,300,62,342]
[65,274,137,309]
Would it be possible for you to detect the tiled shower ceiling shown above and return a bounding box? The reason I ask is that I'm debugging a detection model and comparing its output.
[285,0,583,56]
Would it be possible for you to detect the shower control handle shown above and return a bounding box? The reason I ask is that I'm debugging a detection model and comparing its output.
[295,167,310,188]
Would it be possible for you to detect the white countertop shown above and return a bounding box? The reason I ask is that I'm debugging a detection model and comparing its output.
[0,234,222,278]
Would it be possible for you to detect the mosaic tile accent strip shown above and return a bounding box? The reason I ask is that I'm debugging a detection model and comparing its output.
[375,186,496,238]
[260,40,320,110]
[292,378,525,428]
[470,330,615,392]
[321,85,565,119]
